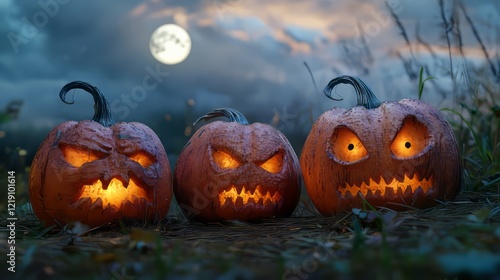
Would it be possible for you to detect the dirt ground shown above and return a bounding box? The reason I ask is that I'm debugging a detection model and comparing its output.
[1,191,499,280]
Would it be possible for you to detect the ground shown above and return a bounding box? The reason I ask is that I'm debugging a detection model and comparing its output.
[1,190,499,280]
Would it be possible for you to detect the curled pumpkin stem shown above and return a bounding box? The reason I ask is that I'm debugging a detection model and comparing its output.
[59,81,116,127]
[324,76,382,109]
[194,108,249,126]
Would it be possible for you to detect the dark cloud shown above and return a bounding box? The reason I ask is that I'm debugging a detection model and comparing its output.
[1,0,498,163]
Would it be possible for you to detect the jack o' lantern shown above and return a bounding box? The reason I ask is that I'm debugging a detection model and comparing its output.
[29,81,172,227]
[173,108,301,222]
[300,76,461,215]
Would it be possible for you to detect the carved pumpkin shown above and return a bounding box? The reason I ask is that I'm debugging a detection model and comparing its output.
[300,76,461,215]
[29,81,172,227]
[173,108,301,222]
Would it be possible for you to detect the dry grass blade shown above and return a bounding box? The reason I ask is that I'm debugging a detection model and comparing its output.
[439,0,455,83]
[459,2,499,80]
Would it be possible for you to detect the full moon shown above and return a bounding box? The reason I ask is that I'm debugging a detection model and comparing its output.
[149,24,191,65]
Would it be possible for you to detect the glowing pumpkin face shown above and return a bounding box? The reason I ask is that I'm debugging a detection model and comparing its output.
[29,81,172,227]
[174,108,301,222]
[300,76,461,215]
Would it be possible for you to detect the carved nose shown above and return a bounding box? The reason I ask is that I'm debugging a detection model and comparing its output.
[101,153,130,189]
[232,164,259,187]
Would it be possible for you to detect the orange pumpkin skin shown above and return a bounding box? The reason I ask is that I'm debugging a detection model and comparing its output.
[300,76,461,215]
[174,109,301,222]
[29,82,172,227]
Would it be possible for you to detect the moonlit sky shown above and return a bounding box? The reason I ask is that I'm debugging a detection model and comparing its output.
[0,0,498,162]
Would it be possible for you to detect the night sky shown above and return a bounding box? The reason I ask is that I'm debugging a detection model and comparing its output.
[1,0,498,164]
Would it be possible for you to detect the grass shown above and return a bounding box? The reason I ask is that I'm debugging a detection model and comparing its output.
[1,191,499,279]
[1,1,500,279]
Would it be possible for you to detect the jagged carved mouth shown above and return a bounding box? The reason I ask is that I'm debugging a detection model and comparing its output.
[71,178,151,210]
[219,185,281,206]
[338,174,433,198]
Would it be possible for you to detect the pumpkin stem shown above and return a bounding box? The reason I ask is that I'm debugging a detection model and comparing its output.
[59,81,116,127]
[193,108,249,126]
[323,76,382,109]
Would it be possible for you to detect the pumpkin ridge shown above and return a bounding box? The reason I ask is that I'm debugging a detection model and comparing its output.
[39,123,78,217]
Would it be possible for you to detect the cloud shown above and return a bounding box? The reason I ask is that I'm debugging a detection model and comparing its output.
[129,3,148,17]
[1,0,498,148]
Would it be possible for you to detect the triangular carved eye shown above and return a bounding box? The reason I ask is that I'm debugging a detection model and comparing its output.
[213,150,240,169]
[129,152,155,168]
[329,127,368,164]
[259,152,283,174]
[60,144,104,167]
[390,116,429,159]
